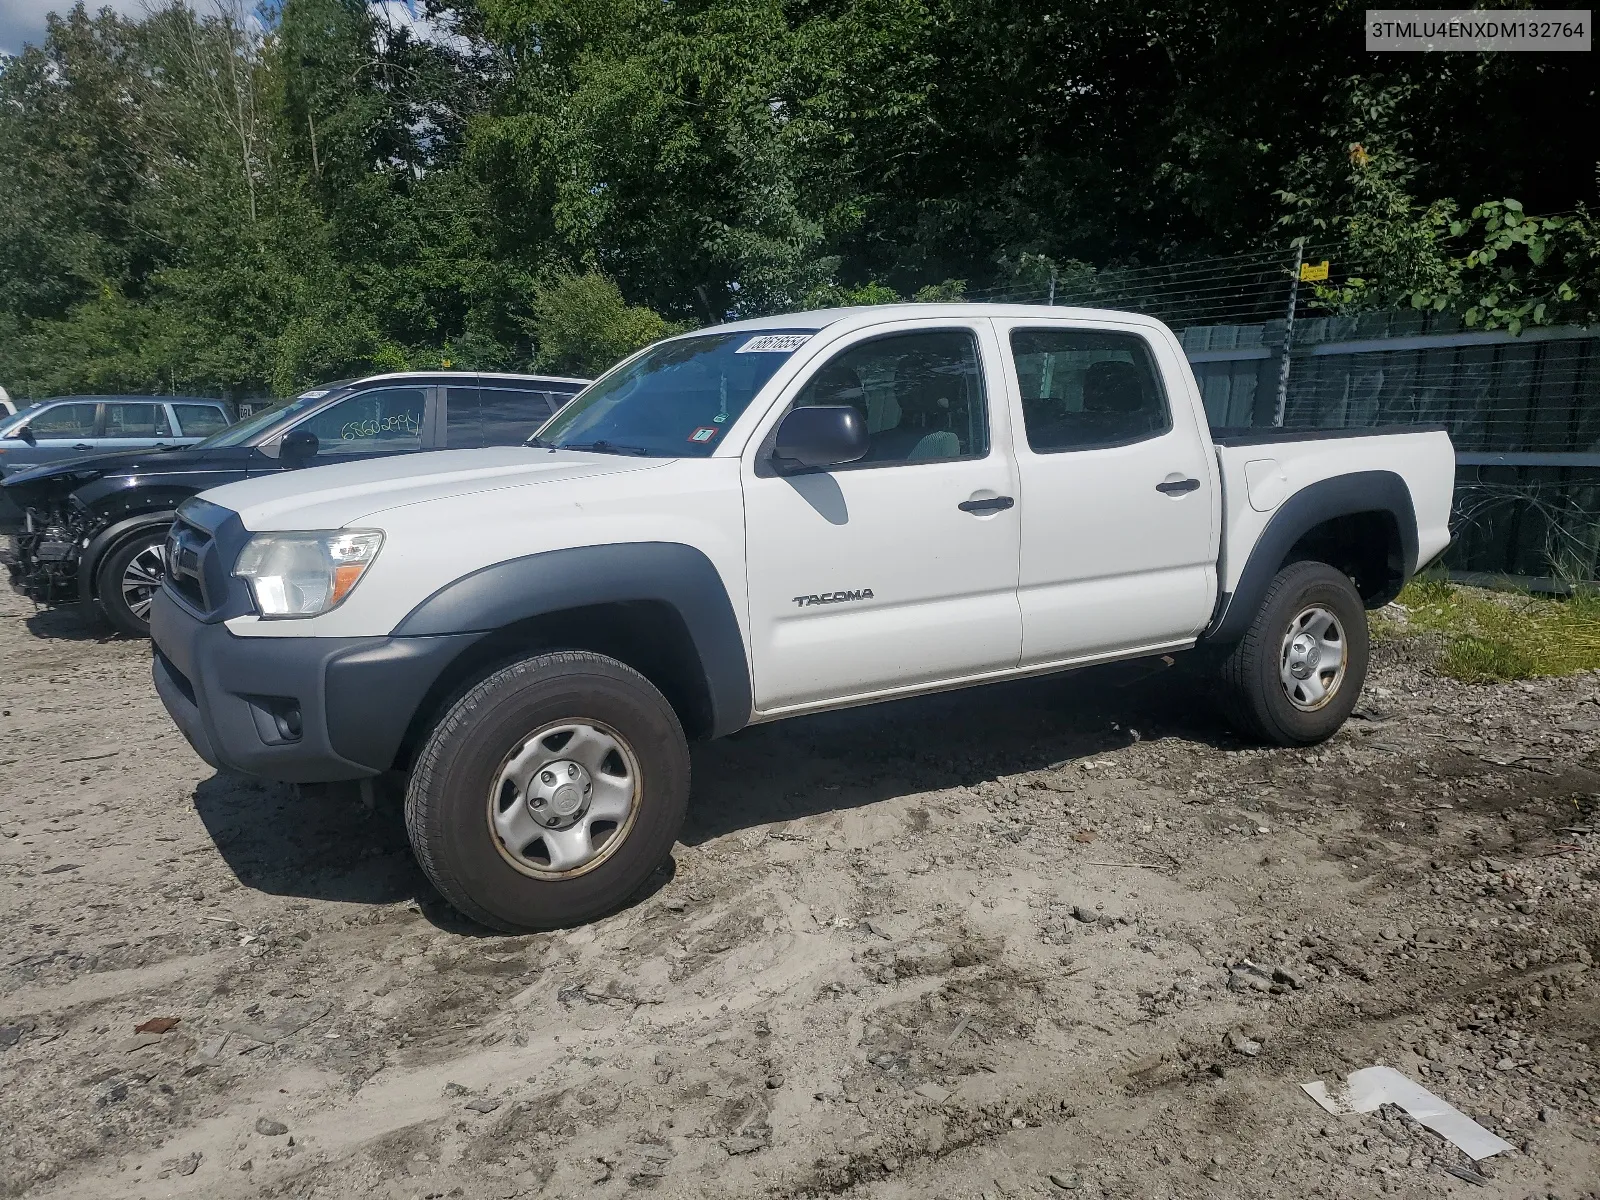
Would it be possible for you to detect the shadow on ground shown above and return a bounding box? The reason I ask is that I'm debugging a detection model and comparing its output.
[192,770,677,933]
[189,653,1234,930]
[22,603,117,642]
[682,654,1237,845]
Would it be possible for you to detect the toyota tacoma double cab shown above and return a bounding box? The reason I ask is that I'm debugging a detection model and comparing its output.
[148,305,1454,932]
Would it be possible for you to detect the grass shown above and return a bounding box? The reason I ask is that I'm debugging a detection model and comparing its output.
[1375,576,1600,682]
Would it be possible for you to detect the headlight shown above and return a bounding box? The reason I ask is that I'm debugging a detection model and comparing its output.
[233,530,383,618]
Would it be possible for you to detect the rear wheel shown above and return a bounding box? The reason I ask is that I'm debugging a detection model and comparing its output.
[96,529,167,638]
[404,650,689,932]
[1216,560,1369,746]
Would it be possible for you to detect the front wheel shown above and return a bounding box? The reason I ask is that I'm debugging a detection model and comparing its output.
[96,528,168,638]
[404,650,690,932]
[1216,560,1370,746]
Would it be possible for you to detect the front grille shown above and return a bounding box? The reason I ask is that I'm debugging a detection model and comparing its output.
[164,519,210,611]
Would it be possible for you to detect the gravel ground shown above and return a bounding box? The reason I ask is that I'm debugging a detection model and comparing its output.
[1,586,1597,1200]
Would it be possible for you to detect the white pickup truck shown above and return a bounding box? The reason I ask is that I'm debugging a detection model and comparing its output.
[149,304,1454,931]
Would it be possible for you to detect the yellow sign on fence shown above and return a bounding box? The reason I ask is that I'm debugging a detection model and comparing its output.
[1299,260,1330,283]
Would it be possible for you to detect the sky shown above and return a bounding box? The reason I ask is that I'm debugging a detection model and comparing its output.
[0,0,145,55]
[0,0,434,57]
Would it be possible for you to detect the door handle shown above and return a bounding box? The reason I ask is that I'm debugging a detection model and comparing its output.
[1155,477,1200,495]
[958,495,1015,514]
[73,443,93,451]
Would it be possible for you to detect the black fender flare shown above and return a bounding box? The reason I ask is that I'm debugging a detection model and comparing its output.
[1202,470,1417,645]
[393,541,754,737]
[78,510,177,608]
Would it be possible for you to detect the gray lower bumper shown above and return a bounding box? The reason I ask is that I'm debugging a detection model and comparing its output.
[149,588,478,784]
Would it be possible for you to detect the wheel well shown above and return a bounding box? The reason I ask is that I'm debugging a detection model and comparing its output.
[1282,510,1405,607]
[87,517,174,597]
[394,601,716,771]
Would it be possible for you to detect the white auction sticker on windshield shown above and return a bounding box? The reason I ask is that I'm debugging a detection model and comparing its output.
[736,333,810,354]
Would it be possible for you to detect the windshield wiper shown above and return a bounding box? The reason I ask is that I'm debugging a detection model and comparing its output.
[565,440,653,457]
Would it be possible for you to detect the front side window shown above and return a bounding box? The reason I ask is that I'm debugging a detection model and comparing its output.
[1011,328,1171,452]
[28,402,99,438]
[791,329,988,464]
[294,387,426,455]
[104,402,173,437]
[540,331,813,457]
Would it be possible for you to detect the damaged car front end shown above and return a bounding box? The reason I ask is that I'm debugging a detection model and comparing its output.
[3,482,104,605]
[2,444,262,635]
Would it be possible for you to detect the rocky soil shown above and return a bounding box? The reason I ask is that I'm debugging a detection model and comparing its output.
[0,586,1597,1200]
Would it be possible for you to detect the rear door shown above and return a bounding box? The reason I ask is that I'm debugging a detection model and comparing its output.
[101,400,176,454]
[998,320,1219,664]
[742,320,1023,711]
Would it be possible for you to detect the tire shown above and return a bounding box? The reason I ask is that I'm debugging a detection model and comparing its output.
[1216,560,1370,746]
[404,650,690,932]
[95,528,168,638]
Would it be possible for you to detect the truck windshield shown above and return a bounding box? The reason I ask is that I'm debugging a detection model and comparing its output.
[538,330,813,457]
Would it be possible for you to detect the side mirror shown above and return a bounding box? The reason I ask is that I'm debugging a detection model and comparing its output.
[10,424,35,445]
[280,428,319,465]
[772,406,868,473]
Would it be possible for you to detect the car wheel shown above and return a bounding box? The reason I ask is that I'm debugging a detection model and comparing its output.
[1216,560,1370,746]
[404,650,690,932]
[96,529,168,638]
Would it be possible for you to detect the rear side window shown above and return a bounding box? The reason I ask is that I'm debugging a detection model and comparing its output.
[29,403,98,438]
[104,402,173,437]
[1010,328,1171,452]
[445,387,483,448]
[480,389,557,446]
[173,403,229,437]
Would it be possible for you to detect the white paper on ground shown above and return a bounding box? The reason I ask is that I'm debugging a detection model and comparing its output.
[1300,1066,1515,1161]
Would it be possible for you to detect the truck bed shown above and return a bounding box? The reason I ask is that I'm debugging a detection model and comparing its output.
[1210,424,1456,608]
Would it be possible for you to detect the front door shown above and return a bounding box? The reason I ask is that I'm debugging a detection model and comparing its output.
[4,401,101,472]
[999,322,1218,664]
[743,323,1023,712]
[278,386,435,464]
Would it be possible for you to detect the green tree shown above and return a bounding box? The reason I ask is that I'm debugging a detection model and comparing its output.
[527,271,687,376]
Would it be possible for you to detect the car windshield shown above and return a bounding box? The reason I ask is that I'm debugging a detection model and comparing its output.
[194,387,344,448]
[538,330,814,457]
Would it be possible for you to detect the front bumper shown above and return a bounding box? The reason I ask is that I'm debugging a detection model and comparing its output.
[149,588,480,783]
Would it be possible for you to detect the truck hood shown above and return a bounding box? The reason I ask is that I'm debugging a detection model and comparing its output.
[197,447,670,530]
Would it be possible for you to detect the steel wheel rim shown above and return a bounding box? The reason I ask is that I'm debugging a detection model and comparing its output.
[121,543,167,620]
[485,719,641,879]
[1279,604,1347,711]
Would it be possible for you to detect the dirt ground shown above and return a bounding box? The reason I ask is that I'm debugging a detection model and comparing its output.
[1,585,1597,1200]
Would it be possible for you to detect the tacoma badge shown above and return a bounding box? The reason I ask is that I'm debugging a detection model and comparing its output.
[793,590,874,608]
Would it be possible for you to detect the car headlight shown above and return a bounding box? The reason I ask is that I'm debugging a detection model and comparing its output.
[233,530,383,618]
